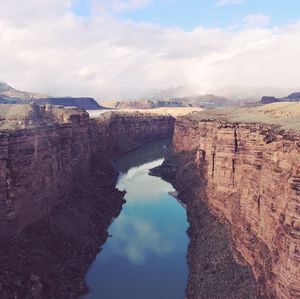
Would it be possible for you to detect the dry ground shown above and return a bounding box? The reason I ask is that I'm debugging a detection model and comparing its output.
[189,102,300,132]
[88,107,204,118]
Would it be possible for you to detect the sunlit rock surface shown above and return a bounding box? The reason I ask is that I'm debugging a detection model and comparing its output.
[171,104,300,298]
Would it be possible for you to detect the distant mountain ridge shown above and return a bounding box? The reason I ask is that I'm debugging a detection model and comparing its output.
[0,82,102,110]
[101,94,231,109]
[0,81,48,101]
[261,92,300,104]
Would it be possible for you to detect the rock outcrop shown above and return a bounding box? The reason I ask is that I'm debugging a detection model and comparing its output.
[168,115,300,298]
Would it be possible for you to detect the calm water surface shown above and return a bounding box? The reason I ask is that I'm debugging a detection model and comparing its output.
[83,140,188,299]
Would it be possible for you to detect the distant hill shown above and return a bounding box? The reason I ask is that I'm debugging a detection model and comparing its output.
[0,82,103,110]
[101,94,231,110]
[139,85,297,104]
[34,97,102,110]
[0,82,48,101]
[101,99,186,109]
[261,92,300,104]
[172,94,231,108]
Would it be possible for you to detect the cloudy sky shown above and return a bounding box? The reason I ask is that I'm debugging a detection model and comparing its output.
[0,0,299,99]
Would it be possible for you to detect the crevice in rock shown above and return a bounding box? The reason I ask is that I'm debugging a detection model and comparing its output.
[234,127,238,153]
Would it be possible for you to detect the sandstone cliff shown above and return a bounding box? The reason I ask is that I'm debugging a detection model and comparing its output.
[93,111,175,156]
[0,105,92,239]
[169,106,300,298]
[0,105,175,298]
[0,106,174,239]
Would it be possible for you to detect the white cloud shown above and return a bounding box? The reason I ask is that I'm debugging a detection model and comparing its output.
[0,0,71,21]
[92,0,151,13]
[0,1,300,100]
[108,216,175,264]
[244,14,271,28]
[216,0,245,6]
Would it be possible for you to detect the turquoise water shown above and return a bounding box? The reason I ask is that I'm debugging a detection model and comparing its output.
[83,141,188,299]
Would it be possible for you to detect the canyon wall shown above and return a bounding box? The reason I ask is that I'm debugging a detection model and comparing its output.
[0,106,174,298]
[93,111,175,156]
[172,117,300,298]
[0,107,175,240]
[0,107,92,239]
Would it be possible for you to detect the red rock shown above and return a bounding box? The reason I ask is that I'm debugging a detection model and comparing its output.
[0,107,175,240]
[173,117,300,298]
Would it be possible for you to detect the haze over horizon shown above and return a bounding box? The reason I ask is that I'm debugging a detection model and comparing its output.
[1,0,300,100]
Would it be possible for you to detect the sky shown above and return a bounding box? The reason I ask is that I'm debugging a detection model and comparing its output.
[0,0,300,99]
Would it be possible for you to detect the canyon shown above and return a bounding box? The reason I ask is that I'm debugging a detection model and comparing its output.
[153,103,300,298]
[0,101,299,298]
[0,104,175,298]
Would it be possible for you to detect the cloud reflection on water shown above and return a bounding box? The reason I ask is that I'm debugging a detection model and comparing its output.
[83,142,188,299]
[108,215,175,265]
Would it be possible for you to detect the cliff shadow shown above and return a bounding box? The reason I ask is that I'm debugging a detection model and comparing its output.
[0,154,124,299]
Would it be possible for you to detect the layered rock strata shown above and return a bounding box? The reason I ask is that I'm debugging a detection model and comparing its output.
[0,154,124,298]
[0,105,175,298]
[167,116,300,298]
[0,107,174,239]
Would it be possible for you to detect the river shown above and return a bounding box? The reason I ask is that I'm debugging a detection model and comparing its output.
[83,139,188,299]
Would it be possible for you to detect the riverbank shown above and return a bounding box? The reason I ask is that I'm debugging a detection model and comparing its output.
[0,154,125,298]
[150,152,259,298]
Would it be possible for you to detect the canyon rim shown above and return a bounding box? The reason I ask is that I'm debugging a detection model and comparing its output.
[1,1,300,298]
[0,102,299,298]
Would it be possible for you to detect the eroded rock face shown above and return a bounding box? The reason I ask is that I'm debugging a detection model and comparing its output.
[172,117,300,298]
[0,108,175,239]
[0,107,175,297]
[0,110,92,239]
[93,112,176,156]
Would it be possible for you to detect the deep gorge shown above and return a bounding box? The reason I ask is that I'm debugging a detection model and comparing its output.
[154,116,300,299]
[0,106,175,298]
[0,105,299,298]
[83,140,188,299]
